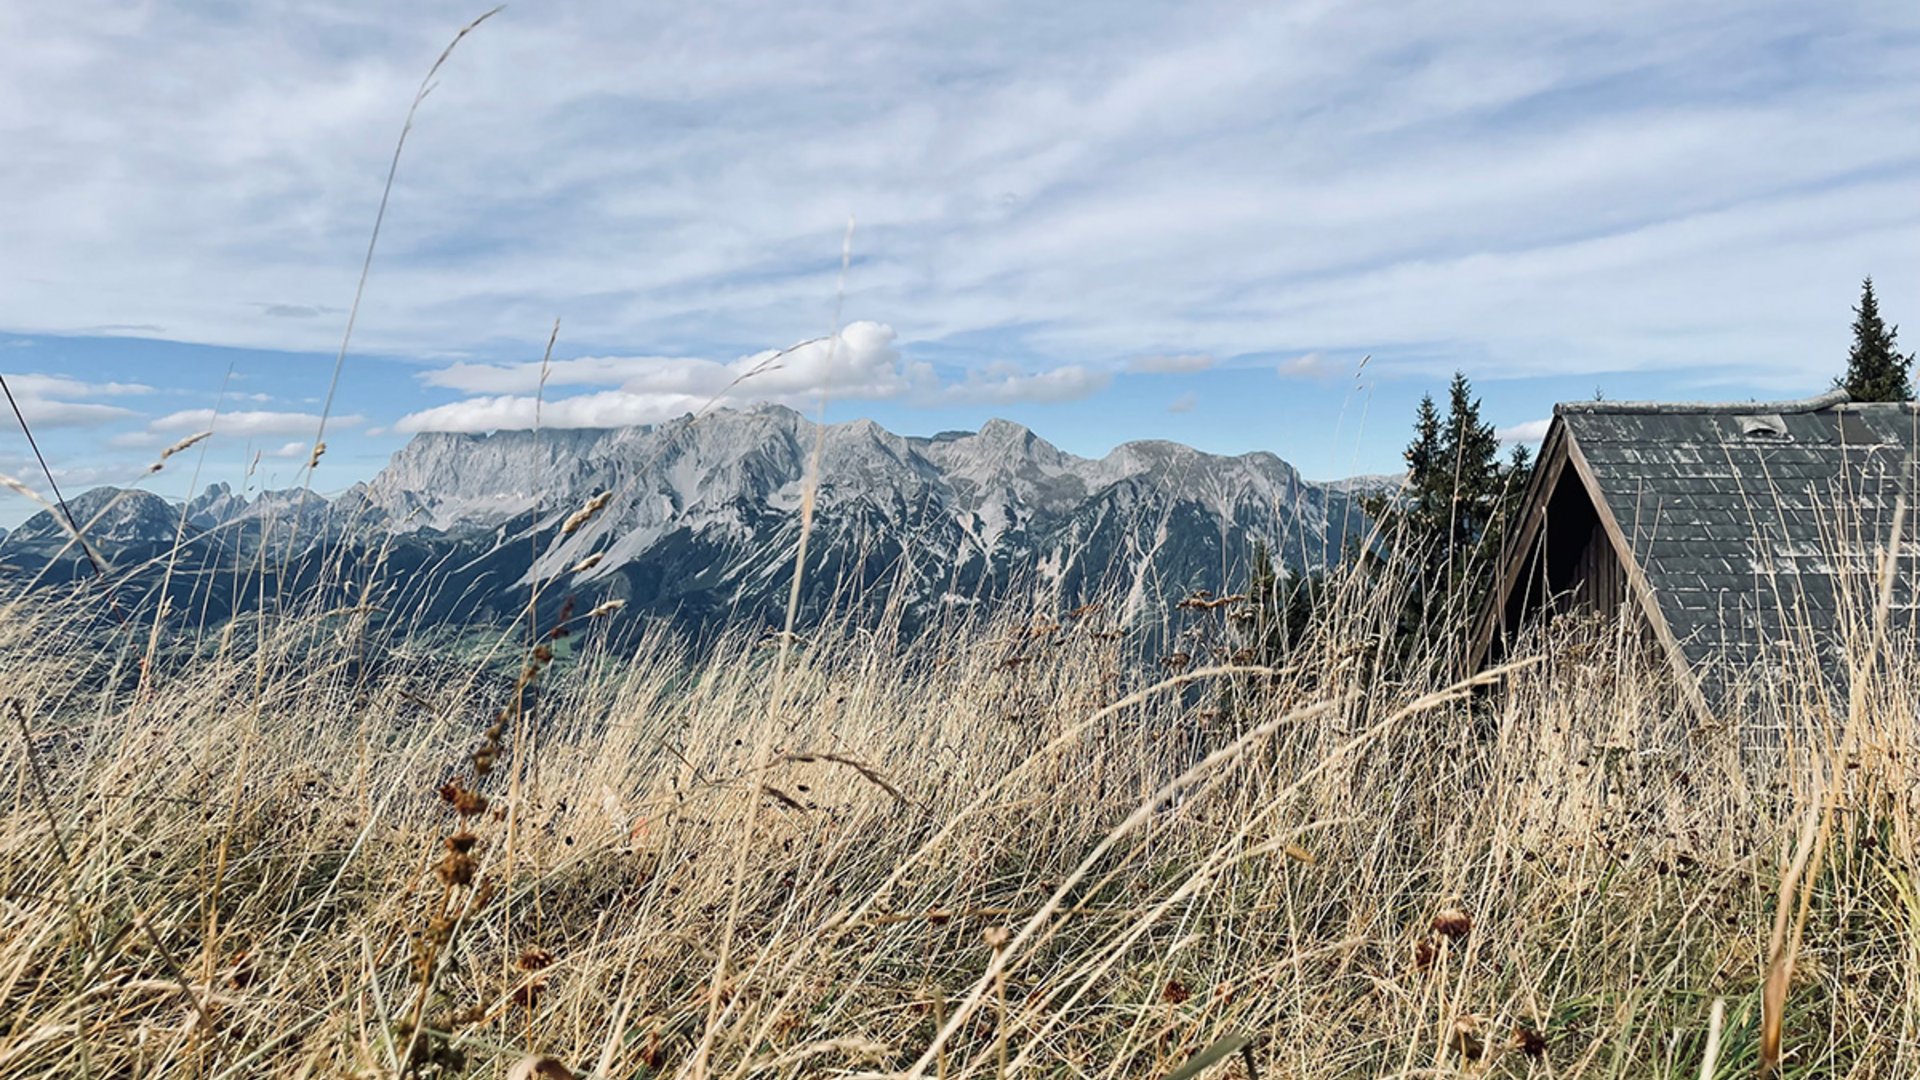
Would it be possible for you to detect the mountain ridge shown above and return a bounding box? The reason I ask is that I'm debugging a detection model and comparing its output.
[2,406,1373,636]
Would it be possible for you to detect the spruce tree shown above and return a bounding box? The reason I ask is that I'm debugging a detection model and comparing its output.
[1839,277,1914,402]
[1362,372,1529,666]
[1439,371,1502,570]
[1396,393,1449,573]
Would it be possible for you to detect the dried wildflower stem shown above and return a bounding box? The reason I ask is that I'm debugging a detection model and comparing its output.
[694,216,855,1080]
[304,5,502,499]
[987,928,1010,1080]
[931,991,948,1080]
[912,695,1344,1077]
[988,665,1533,1079]
[1761,788,1832,1078]
[8,700,82,941]
[718,664,1281,1073]
[132,913,217,1043]
[507,315,562,996]
[1698,997,1726,1080]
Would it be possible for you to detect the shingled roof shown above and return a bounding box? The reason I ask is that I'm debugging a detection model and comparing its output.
[1476,389,1920,712]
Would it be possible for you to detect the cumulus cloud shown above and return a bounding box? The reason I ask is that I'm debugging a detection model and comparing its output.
[1496,418,1553,443]
[397,390,710,434]
[0,373,153,428]
[423,321,911,400]
[1125,353,1214,374]
[399,322,933,433]
[398,321,1112,432]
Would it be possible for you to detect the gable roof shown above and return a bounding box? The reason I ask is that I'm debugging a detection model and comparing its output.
[1478,389,1920,710]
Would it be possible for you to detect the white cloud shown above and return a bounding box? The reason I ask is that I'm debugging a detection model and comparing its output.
[1125,353,1213,374]
[147,408,365,437]
[421,321,911,400]
[0,456,121,491]
[111,407,365,447]
[1496,418,1553,443]
[397,390,710,434]
[267,440,310,459]
[1167,391,1198,413]
[0,0,1913,394]
[1276,353,1347,381]
[6,374,153,398]
[398,322,939,432]
[934,363,1110,406]
[398,321,1110,431]
[0,372,153,428]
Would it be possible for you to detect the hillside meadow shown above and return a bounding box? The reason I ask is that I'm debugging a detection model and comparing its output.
[0,536,1915,1079]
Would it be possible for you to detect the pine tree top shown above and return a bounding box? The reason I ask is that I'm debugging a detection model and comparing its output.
[1839,276,1914,403]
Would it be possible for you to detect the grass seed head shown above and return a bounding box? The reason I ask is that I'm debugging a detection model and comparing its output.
[437,850,478,886]
[507,1055,576,1080]
[561,491,611,535]
[1450,1016,1487,1060]
[1431,907,1473,941]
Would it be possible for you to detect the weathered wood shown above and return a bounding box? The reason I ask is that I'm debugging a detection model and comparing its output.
[1474,390,1916,711]
[1564,432,1715,723]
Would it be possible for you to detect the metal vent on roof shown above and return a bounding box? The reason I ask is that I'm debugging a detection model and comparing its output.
[1738,414,1789,439]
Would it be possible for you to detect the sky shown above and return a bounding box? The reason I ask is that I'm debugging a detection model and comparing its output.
[1,0,1917,526]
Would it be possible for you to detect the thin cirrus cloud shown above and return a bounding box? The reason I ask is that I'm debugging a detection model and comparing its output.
[398,321,1108,432]
[0,0,1911,394]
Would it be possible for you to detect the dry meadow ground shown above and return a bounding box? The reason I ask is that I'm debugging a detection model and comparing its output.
[0,547,1915,1080]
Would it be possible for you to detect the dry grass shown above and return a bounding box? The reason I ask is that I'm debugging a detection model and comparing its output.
[0,559,1915,1079]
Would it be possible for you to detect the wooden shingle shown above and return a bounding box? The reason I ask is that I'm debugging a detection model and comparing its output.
[1476,390,1920,712]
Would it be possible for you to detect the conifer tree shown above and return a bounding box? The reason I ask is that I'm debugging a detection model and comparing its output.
[1438,371,1502,574]
[1363,371,1531,662]
[1838,277,1914,402]
[1376,393,1449,576]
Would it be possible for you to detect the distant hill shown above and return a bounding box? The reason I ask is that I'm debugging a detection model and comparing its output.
[1,406,1369,637]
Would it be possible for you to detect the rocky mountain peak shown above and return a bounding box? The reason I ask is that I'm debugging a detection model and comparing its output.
[8,486,183,547]
[0,408,1370,638]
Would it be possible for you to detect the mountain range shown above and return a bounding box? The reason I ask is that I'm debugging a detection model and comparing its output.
[0,405,1375,638]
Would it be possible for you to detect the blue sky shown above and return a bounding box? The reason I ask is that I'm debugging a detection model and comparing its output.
[2,0,1917,525]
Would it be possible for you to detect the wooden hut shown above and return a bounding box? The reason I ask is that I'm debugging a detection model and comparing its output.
[1473,389,1919,712]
